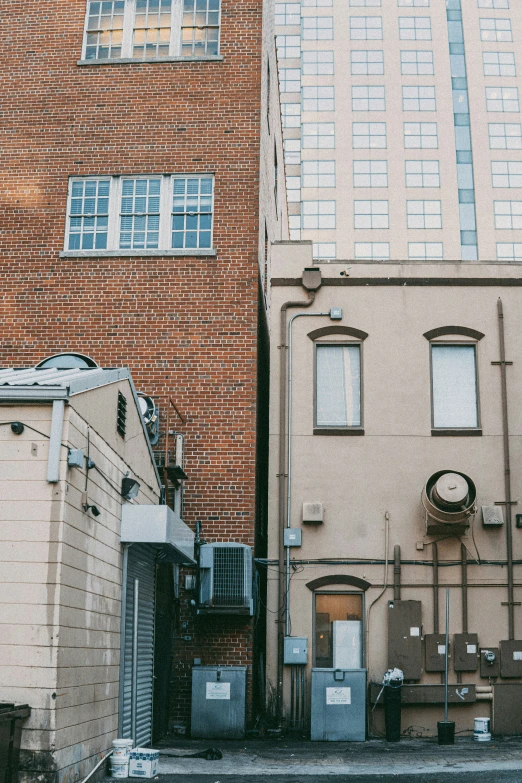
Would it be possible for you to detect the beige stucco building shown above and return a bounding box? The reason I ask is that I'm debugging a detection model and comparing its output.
[267,241,522,736]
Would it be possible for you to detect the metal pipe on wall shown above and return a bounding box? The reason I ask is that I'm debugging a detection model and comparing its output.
[461,543,468,634]
[393,545,401,601]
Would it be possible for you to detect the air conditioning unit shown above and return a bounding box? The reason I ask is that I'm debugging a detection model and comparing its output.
[198,543,254,616]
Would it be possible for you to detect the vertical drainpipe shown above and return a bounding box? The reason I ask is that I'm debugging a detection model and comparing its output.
[277,267,322,723]
[46,400,65,483]
[461,543,468,634]
[393,545,401,601]
[433,542,439,634]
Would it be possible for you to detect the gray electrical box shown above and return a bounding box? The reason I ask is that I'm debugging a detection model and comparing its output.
[425,634,448,673]
[191,666,246,739]
[500,640,522,678]
[311,669,366,741]
[284,636,308,664]
[388,600,422,680]
[284,528,302,547]
[453,633,478,672]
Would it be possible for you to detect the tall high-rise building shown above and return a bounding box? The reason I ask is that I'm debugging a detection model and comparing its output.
[276,0,522,262]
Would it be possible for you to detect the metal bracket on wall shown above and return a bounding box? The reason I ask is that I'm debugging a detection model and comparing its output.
[491,361,513,365]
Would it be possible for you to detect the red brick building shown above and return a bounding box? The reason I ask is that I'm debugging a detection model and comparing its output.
[1,0,287,755]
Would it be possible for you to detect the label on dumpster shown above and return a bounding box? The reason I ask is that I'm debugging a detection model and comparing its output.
[410,627,420,637]
[326,687,351,705]
[206,682,230,700]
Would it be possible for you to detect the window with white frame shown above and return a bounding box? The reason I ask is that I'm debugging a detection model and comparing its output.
[289,215,301,239]
[282,103,301,128]
[354,200,389,229]
[66,175,213,251]
[275,3,300,25]
[350,49,384,75]
[352,86,386,111]
[494,201,522,229]
[353,160,388,187]
[350,16,383,40]
[405,160,440,187]
[353,122,387,148]
[497,243,522,260]
[402,85,436,111]
[407,200,441,229]
[399,0,429,5]
[483,52,516,77]
[408,242,443,259]
[431,344,479,430]
[486,87,520,113]
[276,35,301,59]
[399,16,431,40]
[302,16,334,40]
[316,344,362,429]
[303,122,335,148]
[302,86,335,112]
[492,160,522,187]
[400,49,434,75]
[82,0,220,60]
[302,160,336,188]
[302,200,336,229]
[280,68,301,93]
[302,0,332,6]
[284,138,301,165]
[286,176,301,202]
[302,50,334,75]
[354,242,390,259]
[349,0,381,6]
[479,18,512,42]
[478,0,509,8]
[313,242,336,258]
[489,123,522,149]
[404,122,438,148]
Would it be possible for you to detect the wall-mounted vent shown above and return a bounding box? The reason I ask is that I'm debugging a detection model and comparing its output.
[117,391,127,438]
[422,470,477,535]
[198,543,253,616]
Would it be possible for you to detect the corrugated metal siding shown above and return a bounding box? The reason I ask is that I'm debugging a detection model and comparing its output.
[121,544,156,747]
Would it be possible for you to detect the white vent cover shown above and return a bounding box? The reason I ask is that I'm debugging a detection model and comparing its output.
[303,502,324,524]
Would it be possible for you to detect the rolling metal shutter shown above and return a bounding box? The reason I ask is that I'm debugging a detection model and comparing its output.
[120,544,157,747]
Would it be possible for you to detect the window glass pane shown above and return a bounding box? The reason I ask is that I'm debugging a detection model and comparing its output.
[133,0,173,57]
[182,0,220,56]
[315,593,363,669]
[120,178,161,249]
[68,179,110,250]
[432,345,478,428]
[316,345,361,427]
[84,0,125,60]
[171,176,213,248]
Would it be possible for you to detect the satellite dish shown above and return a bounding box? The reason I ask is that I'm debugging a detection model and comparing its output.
[36,353,99,369]
[137,393,160,445]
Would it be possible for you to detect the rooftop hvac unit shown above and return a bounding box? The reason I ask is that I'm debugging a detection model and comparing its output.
[198,543,254,616]
[422,470,477,535]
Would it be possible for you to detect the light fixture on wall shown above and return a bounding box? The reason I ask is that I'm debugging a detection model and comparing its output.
[83,502,101,517]
[121,477,140,500]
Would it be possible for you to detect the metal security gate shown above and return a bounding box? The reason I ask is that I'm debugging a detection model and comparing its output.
[119,544,157,747]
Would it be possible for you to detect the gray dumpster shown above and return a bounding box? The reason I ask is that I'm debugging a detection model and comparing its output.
[311,669,366,741]
[191,666,246,739]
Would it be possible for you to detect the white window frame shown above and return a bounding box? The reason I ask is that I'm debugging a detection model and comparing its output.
[408,241,443,260]
[430,342,480,431]
[353,122,387,149]
[313,242,337,258]
[497,243,522,260]
[405,160,440,188]
[315,342,363,429]
[354,200,389,229]
[280,68,301,93]
[302,50,334,75]
[398,0,429,5]
[404,122,438,148]
[303,122,336,148]
[483,52,516,77]
[353,160,388,188]
[399,16,432,40]
[302,85,335,112]
[286,176,301,202]
[275,3,301,25]
[350,16,383,40]
[302,16,334,40]
[276,35,301,59]
[489,123,522,149]
[282,103,301,128]
[402,85,436,112]
[400,49,434,75]
[406,200,442,229]
[479,18,512,42]
[302,160,336,188]
[302,200,336,229]
[494,201,522,229]
[349,0,381,6]
[354,242,390,259]
[352,85,386,112]
[302,0,333,7]
[492,160,522,187]
[478,0,509,7]
[284,138,301,165]
[350,49,384,75]
[486,87,520,113]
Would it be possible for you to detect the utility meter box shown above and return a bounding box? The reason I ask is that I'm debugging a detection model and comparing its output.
[284,529,302,547]
[500,640,522,678]
[284,637,308,665]
[425,634,448,673]
[388,600,422,681]
[311,669,366,741]
[191,666,246,738]
[453,633,478,672]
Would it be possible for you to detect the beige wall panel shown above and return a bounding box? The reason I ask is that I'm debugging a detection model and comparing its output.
[56,664,120,690]
[58,584,120,617]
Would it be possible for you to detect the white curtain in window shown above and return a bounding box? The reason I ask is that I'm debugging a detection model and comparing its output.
[432,345,478,428]
[316,345,361,426]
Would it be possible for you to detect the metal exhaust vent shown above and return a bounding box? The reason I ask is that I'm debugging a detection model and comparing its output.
[422,470,477,535]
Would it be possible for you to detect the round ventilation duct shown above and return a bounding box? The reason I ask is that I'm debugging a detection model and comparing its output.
[36,353,98,369]
[422,470,477,530]
[137,393,160,446]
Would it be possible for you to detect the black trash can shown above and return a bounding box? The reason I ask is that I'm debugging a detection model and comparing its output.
[0,704,31,783]
[437,720,455,745]
[384,682,402,742]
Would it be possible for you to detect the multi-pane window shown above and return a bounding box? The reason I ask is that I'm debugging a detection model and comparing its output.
[352,86,386,111]
[302,0,332,6]
[402,86,436,112]
[302,200,336,229]
[492,161,522,187]
[478,0,509,7]
[353,122,387,149]
[276,35,301,59]
[66,175,213,251]
[83,0,220,60]
[486,87,520,113]
[313,242,336,258]
[302,161,336,188]
[479,18,512,42]
[302,50,334,75]
[289,215,301,239]
[316,344,362,429]
[284,138,301,165]
[405,160,440,187]
[489,123,522,149]
[302,17,334,40]
[494,201,522,229]
[407,200,442,229]
[431,344,479,430]
[349,0,381,6]
[400,50,434,75]
[275,3,300,25]
[354,242,390,259]
[404,122,438,148]
[350,16,383,40]
[483,52,516,77]
[286,176,301,202]
[303,122,335,148]
[280,68,301,93]
[497,243,522,260]
[354,200,389,229]
[302,86,335,112]
[353,160,388,188]
[399,0,429,5]
[350,50,384,75]
[408,242,443,260]
[399,16,431,40]
[282,103,301,128]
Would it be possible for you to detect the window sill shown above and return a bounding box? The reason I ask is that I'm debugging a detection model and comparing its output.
[431,428,482,437]
[60,249,216,258]
[313,428,365,436]
[77,55,223,67]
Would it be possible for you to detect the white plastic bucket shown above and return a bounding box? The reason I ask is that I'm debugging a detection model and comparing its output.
[111,756,129,778]
[112,738,133,758]
[474,732,492,742]
[474,717,490,734]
